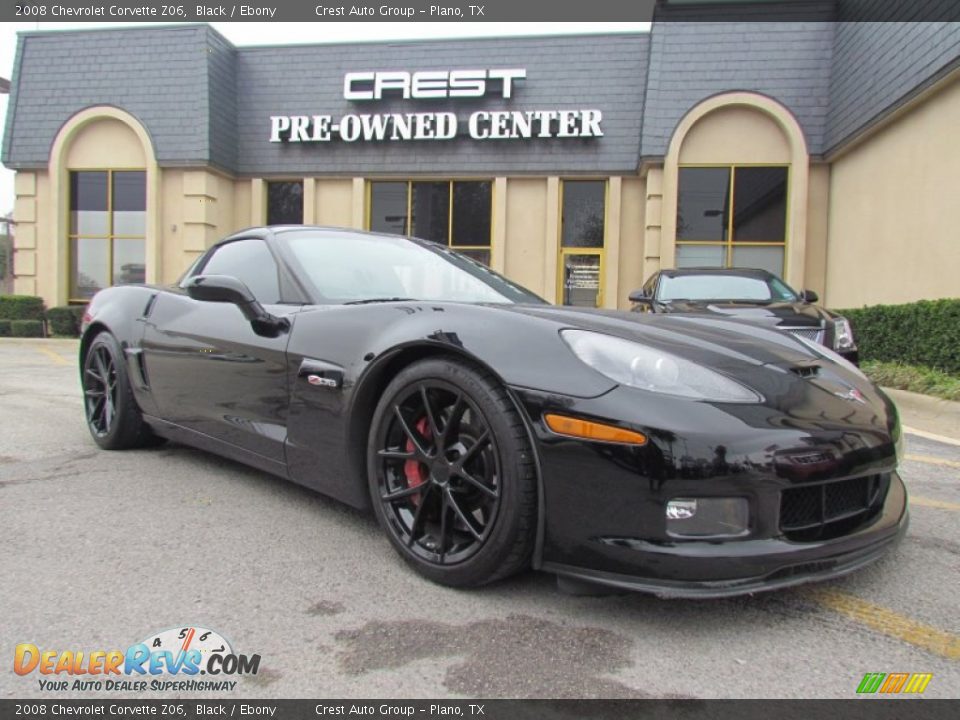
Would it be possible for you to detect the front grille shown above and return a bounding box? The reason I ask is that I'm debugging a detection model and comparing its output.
[780,475,889,541]
[783,327,824,343]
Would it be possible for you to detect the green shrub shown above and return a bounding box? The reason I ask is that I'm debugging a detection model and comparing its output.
[0,295,46,321]
[10,319,44,338]
[47,305,86,337]
[0,320,10,337]
[861,360,960,402]
[837,298,960,375]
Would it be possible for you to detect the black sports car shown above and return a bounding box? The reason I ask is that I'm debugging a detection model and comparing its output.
[629,267,859,364]
[79,226,907,597]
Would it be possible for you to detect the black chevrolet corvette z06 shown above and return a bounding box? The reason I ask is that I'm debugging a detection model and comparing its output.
[79,226,907,597]
[629,267,859,365]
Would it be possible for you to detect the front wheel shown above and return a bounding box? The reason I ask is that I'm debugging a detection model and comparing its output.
[82,332,154,450]
[367,358,537,587]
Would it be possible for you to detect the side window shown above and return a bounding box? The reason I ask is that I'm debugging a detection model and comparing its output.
[198,239,281,304]
[643,275,656,298]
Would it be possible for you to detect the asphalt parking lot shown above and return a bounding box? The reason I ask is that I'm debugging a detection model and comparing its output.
[1,338,958,699]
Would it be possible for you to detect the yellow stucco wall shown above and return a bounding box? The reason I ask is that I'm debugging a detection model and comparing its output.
[314,179,355,228]
[804,164,831,300]
[618,177,646,309]
[504,178,549,297]
[825,77,960,308]
[678,105,792,165]
[65,119,146,168]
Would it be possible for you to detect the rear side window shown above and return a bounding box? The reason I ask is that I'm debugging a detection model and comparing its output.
[643,275,657,298]
[198,239,281,304]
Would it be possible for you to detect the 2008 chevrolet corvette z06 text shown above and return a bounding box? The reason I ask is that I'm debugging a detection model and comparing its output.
[79,226,908,597]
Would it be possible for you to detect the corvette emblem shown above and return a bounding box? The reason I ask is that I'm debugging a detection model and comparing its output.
[835,387,867,403]
[307,374,338,388]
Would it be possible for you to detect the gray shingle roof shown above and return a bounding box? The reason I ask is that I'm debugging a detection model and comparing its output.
[2,25,220,169]
[641,21,835,157]
[3,15,960,174]
[2,27,647,175]
[825,21,960,152]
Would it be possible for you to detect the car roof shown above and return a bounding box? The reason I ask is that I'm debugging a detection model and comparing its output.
[659,267,777,280]
[216,224,439,248]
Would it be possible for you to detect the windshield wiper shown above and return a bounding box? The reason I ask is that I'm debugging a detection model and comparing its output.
[343,297,419,305]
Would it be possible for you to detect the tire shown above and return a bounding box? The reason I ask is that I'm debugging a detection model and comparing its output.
[367,357,537,587]
[82,332,155,450]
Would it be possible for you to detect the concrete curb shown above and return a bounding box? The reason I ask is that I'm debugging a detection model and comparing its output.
[883,387,960,444]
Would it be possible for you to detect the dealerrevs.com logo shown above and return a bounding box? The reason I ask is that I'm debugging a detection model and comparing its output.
[14,626,262,692]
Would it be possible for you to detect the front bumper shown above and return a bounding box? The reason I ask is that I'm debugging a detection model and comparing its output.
[544,475,908,598]
[515,382,907,598]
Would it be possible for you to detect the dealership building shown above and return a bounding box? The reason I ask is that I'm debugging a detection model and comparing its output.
[3,10,960,310]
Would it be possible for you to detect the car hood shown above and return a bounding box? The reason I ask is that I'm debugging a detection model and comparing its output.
[490,303,879,416]
[657,300,834,328]
[498,304,819,372]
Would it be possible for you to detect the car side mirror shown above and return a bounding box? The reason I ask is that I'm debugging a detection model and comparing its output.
[184,275,290,337]
[628,289,652,304]
[800,289,819,303]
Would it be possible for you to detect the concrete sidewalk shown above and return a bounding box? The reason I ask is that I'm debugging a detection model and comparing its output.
[884,387,960,445]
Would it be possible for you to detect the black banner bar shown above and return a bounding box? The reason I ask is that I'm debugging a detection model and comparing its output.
[2,700,960,720]
[5,0,960,24]
[6,0,658,23]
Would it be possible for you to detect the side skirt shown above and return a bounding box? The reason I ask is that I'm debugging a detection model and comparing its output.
[143,414,289,481]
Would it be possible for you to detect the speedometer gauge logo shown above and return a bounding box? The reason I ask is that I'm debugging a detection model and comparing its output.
[142,626,234,666]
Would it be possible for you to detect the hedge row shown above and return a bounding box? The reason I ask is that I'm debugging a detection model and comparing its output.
[0,319,44,337]
[0,295,45,321]
[838,298,960,375]
[0,295,88,338]
[47,306,87,337]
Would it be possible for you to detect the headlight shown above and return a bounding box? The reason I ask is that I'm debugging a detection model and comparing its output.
[560,329,761,402]
[832,317,856,351]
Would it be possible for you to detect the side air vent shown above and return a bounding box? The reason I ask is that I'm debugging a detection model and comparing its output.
[142,293,158,318]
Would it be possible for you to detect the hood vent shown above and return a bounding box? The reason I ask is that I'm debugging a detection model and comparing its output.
[790,363,821,379]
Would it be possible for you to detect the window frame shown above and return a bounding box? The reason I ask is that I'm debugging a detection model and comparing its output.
[675,163,790,274]
[67,168,147,304]
[190,236,285,306]
[557,178,608,307]
[365,179,494,261]
[265,178,306,226]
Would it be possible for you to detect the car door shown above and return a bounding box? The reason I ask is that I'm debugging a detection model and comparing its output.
[141,238,297,465]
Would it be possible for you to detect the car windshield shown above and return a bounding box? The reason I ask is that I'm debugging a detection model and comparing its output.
[658,273,799,303]
[282,230,547,305]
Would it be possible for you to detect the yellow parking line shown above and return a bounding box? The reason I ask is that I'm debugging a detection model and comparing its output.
[905,453,960,469]
[35,344,70,366]
[903,426,960,448]
[910,495,960,511]
[809,588,960,660]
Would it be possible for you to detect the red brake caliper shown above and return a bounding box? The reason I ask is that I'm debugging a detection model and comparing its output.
[403,417,431,506]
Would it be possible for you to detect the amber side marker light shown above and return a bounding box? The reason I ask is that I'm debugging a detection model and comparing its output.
[543,413,647,446]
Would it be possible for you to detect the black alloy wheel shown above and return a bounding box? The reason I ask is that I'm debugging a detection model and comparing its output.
[82,332,154,450]
[368,358,537,587]
[84,342,118,438]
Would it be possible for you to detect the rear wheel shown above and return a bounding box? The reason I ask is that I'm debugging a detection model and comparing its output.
[367,358,537,587]
[82,332,155,450]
